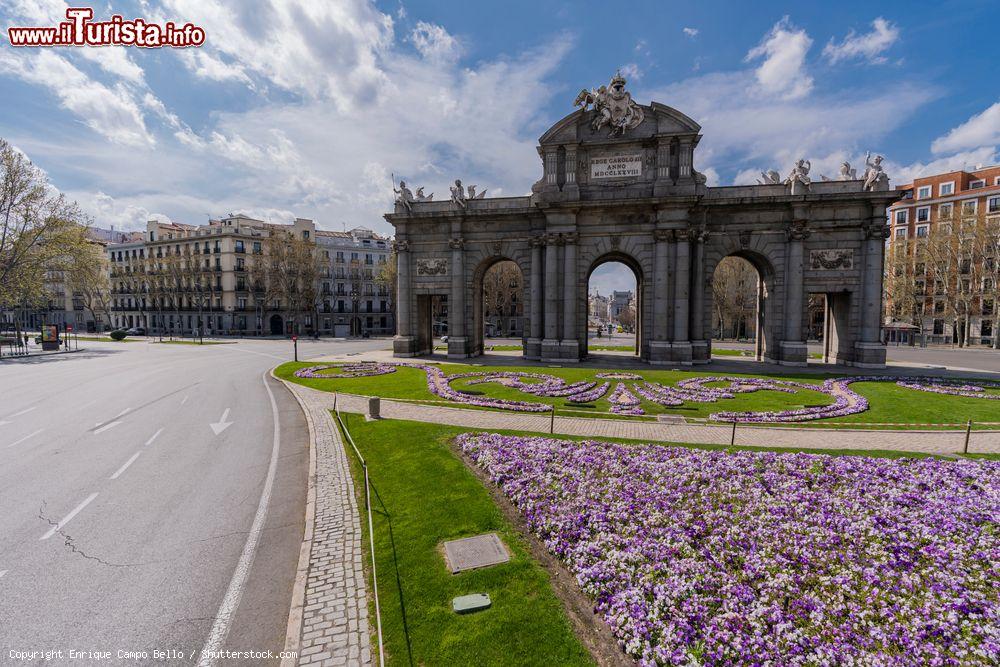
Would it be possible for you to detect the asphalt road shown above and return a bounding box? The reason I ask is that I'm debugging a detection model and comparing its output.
[0,337,388,665]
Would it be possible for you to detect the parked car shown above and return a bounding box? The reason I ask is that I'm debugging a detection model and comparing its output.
[124,327,146,336]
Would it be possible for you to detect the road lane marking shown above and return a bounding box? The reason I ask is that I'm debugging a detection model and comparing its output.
[209,408,234,435]
[0,570,7,579]
[93,421,122,435]
[197,373,281,666]
[145,428,164,447]
[40,493,99,540]
[110,452,142,479]
[115,408,131,418]
[181,395,189,405]
[5,428,45,449]
[8,407,36,418]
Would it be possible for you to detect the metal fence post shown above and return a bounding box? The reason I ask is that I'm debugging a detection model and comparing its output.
[730,419,737,447]
[550,405,555,434]
[964,419,972,454]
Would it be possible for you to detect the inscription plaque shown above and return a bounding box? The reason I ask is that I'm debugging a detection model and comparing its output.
[591,152,643,179]
[442,533,510,573]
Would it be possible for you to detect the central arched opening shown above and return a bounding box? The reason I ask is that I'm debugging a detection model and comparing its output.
[586,254,642,358]
[473,258,525,356]
[710,254,771,361]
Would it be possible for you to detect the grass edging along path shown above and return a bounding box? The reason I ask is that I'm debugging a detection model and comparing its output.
[335,413,595,666]
[275,362,1000,430]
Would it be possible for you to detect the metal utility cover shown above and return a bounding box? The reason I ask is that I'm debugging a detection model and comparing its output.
[442,533,510,573]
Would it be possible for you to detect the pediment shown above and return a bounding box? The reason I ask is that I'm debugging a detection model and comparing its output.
[538,102,701,146]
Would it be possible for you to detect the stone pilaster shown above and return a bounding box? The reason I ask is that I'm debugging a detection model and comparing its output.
[854,221,890,367]
[447,237,469,358]
[391,240,417,356]
[541,233,561,359]
[526,235,544,359]
[779,219,810,366]
[690,227,709,363]
[672,228,692,364]
[649,228,672,365]
[560,233,579,360]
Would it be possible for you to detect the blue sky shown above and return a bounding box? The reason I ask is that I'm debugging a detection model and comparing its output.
[2,1,999,292]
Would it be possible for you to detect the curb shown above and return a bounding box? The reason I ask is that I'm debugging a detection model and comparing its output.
[272,369,318,667]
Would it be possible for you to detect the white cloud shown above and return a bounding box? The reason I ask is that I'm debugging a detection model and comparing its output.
[823,17,899,65]
[745,16,813,100]
[682,27,698,38]
[930,101,1000,154]
[890,146,999,186]
[620,63,642,82]
[410,21,461,63]
[0,49,153,146]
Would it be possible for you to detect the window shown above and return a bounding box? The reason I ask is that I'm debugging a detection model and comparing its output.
[969,179,985,189]
[939,182,954,196]
[962,199,977,215]
[916,206,930,222]
[235,240,245,253]
[989,196,1000,213]
[933,319,944,335]
[236,258,245,271]
[894,209,908,224]
[939,202,953,219]
[995,177,1000,186]
[916,225,929,238]
[302,230,310,240]
[917,185,932,199]
[895,227,907,239]
[252,241,262,254]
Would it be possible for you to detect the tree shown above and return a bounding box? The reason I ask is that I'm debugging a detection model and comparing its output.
[712,256,757,339]
[0,138,89,330]
[66,241,112,331]
[249,230,319,335]
[482,260,522,336]
[375,250,397,301]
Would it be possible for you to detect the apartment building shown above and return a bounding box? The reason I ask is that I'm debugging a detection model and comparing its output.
[885,164,1000,344]
[107,215,394,337]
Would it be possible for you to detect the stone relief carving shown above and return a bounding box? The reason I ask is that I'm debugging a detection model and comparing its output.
[810,249,854,270]
[393,239,410,252]
[757,169,782,185]
[787,221,811,241]
[862,152,889,191]
[739,230,752,248]
[784,159,812,195]
[448,237,465,250]
[491,240,502,256]
[416,258,448,276]
[573,71,645,137]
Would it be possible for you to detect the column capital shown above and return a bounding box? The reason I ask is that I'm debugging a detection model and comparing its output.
[674,228,693,243]
[393,239,410,252]
[653,229,672,243]
[448,237,465,250]
[561,232,579,245]
[865,223,891,240]
[786,221,811,241]
[530,234,546,248]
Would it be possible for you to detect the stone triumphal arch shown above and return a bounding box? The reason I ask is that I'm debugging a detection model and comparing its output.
[386,73,898,367]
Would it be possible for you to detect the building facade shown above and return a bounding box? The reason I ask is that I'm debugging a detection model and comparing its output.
[107,216,393,337]
[885,165,1000,345]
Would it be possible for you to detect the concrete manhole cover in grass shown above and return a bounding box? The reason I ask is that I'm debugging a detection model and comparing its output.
[442,533,510,573]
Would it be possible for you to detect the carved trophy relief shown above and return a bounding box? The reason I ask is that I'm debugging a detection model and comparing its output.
[810,249,854,271]
[416,258,449,276]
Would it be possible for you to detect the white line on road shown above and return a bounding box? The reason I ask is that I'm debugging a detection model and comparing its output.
[93,421,122,435]
[40,493,99,540]
[197,373,281,666]
[5,428,45,449]
[145,428,164,447]
[110,452,142,480]
[0,570,7,579]
[8,407,36,418]
[115,407,131,418]
[209,408,234,435]
[181,394,189,405]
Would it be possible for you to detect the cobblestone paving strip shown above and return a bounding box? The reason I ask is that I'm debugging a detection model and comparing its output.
[302,388,999,456]
[280,380,372,667]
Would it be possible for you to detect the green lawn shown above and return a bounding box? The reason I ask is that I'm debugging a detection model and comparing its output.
[74,335,141,342]
[275,362,1000,429]
[337,414,593,666]
[714,348,822,360]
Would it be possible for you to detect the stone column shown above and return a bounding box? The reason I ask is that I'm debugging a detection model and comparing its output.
[447,237,468,358]
[672,229,692,363]
[561,233,579,360]
[391,240,415,357]
[649,229,672,364]
[854,221,889,368]
[526,235,544,359]
[779,221,809,365]
[690,229,708,363]
[542,233,560,358]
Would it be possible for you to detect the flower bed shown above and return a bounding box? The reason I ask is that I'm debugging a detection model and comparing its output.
[459,433,1000,666]
[596,372,642,380]
[293,362,396,379]
[608,382,644,415]
[896,378,1000,400]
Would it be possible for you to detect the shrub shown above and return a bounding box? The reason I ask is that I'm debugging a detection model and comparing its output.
[109,330,128,341]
